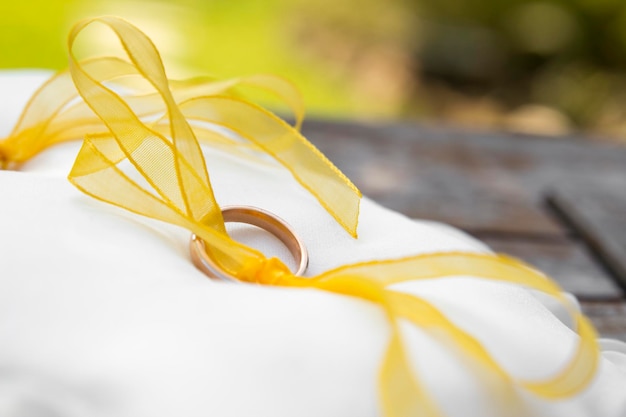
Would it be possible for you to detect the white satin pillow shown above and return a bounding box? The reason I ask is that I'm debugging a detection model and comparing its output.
[1,71,625,417]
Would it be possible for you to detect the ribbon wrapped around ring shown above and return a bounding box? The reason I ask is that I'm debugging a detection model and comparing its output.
[22,15,602,417]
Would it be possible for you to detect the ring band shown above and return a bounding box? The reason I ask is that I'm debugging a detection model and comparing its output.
[190,206,309,282]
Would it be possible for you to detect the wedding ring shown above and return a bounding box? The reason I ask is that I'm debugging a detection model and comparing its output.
[190,206,308,282]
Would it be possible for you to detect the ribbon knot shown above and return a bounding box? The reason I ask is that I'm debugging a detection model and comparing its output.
[236,257,293,285]
[0,129,37,170]
[0,142,8,170]
[0,139,21,170]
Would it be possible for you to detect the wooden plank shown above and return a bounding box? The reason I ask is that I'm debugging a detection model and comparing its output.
[305,122,565,235]
[480,236,623,300]
[581,301,626,342]
[547,187,626,291]
[303,119,626,236]
[380,192,563,236]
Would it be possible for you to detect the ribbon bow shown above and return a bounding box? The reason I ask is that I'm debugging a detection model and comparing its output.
[65,16,598,417]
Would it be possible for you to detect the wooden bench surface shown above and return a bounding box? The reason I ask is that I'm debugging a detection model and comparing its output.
[302,119,626,341]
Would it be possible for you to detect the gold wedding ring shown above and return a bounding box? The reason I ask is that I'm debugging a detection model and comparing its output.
[190,206,308,282]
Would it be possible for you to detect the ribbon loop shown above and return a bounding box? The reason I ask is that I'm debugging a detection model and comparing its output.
[0,58,306,172]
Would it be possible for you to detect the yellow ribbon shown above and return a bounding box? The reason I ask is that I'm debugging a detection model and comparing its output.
[64,17,598,417]
[0,55,305,172]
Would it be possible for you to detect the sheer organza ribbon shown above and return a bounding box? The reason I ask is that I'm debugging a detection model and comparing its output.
[0,50,306,174]
[59,16,600,417]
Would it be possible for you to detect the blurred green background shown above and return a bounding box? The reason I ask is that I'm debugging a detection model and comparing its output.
[3,0,626,140]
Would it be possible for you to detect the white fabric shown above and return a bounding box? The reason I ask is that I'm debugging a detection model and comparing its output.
[1,71,625,417]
